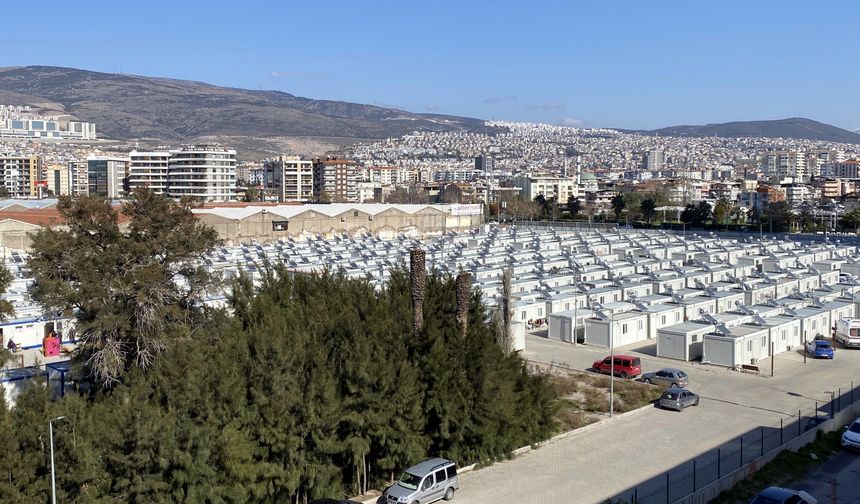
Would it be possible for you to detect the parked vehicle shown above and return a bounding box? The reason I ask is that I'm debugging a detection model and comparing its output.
[658,387,699,411]
[749,486,817,504]
[842,416,860,450]
[642,368,688,388]
[311,500,362,504]
[835,318,860,349]
[591,355,641,379]
[805,340,834,359]
[381,458,458,504]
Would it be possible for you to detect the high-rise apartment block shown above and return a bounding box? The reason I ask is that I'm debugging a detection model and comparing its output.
[642,150,665,171]
[475,154,495,172]
[263,155,314,202]
[129,151,170,195]
[0,155,43,198]
[313,158,360,203]
[87,157,129,199]
[168,145,237,201]
[46,165,71,196]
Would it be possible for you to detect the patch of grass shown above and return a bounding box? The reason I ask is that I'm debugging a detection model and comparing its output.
[712,430,844,504]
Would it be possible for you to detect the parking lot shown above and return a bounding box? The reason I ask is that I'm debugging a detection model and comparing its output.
[452,334,860,504]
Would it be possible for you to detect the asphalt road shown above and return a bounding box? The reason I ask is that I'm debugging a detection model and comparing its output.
[451,334,860,504]
[790,448,860,504]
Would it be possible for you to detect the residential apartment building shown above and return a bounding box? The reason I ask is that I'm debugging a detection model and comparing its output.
[263,155,314,202]
[46,165,71,196]
[67,161,89,196]
[168,145,237,202]
[0,155,42,197]
[87,157,129,199]
[830,160,860,179]
[313,158,360,203]
[512,175,580,202]
[128,151,170,195]
[762,150,809,181]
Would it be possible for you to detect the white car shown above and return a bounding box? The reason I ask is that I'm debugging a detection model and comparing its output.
[843,417,860,450]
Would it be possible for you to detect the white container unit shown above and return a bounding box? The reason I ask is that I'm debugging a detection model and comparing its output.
[584,311,649,348]
[702,324,771,368]
[657,321,714,361]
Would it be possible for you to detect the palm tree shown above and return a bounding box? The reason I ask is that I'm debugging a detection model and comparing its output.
[455,272,471,337]
[410,248,426,334]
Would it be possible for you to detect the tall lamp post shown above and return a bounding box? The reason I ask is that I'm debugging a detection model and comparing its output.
[49,416,66,504]
[609,327,615,417]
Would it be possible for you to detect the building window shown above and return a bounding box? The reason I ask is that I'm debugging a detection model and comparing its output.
[622,324,628,334]
[747,340,753,352]
[761,337,766,348]
[272,221,288,231]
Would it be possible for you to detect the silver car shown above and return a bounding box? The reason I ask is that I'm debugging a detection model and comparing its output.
[642,368,689,388]
[658,387,700,411]
[383,458,458,504]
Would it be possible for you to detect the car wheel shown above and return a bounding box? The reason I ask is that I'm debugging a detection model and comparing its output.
[694,398,700,407]
[444,487,455,501]
[644,378,652,384]
[620,372,629,379]
[671,382,678,388]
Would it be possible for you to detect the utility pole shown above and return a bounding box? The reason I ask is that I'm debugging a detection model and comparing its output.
[771,341,775,377]
[49,416,66,504]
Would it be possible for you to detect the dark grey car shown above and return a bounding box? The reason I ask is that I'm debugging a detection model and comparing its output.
[642,368,689,388]
[658,387,699,411]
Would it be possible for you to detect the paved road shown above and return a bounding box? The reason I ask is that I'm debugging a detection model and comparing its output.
[452,334,860,504]
[792,450,860,504]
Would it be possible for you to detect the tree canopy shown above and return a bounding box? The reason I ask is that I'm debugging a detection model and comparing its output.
[27,190,222,386]
[0,265,558,502]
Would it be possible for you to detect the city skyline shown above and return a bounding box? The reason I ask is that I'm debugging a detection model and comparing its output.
[2,0,858,131]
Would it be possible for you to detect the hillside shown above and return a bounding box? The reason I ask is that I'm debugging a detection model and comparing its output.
[631,117,860,143]
[0,66,492,155]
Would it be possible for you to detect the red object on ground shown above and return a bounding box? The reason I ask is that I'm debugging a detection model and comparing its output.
[43,336,60,357]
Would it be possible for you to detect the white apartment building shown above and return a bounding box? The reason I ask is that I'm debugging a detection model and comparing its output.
[67,161,88,196]
[128,151,170,195]
[263,155,313,202]
[513,175,581,202]
[168,145,237,202]
[762,150,809,181]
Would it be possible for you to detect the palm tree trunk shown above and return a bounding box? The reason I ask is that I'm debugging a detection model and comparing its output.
[410,248,426,334]
[455,272,471,337]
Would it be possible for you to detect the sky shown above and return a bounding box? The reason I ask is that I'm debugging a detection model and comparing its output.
[2,0,859,130]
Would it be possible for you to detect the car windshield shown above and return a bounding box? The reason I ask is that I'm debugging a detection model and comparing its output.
[662,391,679,400]
[815,341,831,348]
[398,472,422,490]
[850,422,860,434]
[750,496,784,504]
[632,358,641,367]
[677,371,687,378]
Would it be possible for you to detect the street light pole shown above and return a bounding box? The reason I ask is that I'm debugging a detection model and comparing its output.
[609,327,615,418]
[49,416,66,504]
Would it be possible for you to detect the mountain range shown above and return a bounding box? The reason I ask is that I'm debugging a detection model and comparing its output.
[0,66,491,157]
[0,66,858,158]
[629,117,860,144]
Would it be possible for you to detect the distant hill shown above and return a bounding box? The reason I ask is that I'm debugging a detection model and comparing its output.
[0,66,493,156]
[629,118,860,143]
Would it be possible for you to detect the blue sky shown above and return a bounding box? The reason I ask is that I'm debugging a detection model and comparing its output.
[3,0,858,130]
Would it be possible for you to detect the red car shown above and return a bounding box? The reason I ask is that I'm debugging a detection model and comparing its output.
[592,355,642,379]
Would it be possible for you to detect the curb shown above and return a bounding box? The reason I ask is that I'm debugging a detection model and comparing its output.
[355,401,655,502]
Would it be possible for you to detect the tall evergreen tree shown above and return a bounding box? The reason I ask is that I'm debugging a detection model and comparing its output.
[28,190,221,386]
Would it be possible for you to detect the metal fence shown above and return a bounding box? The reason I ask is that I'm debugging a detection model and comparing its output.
[606,381,860,504]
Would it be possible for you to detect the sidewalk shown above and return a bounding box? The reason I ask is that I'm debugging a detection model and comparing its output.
[4,344,76,369]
